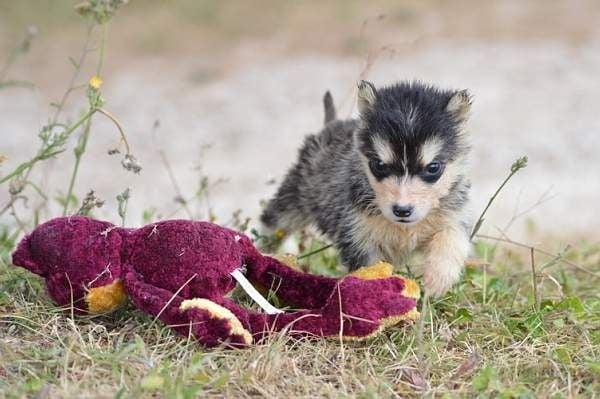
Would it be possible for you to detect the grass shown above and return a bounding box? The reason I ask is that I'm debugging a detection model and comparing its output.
[1,235,599,398]
[1,2,599,398]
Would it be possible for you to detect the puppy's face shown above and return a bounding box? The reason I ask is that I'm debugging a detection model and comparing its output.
[355,81,471,226]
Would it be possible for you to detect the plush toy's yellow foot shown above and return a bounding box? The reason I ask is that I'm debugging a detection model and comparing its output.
[399,278,420,300]
[180,298,252,345]
[85,279,128,314]
[349,261,394,279]
[350,261,421,300]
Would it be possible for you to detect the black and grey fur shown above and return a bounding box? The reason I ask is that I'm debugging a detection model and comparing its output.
[261,81,474,296]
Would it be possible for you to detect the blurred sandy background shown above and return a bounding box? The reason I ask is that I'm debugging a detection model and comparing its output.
[1,0,599,242]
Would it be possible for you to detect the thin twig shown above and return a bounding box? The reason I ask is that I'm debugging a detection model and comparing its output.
[503,187,555,233]
[530,248,539,311]
[51,23,94,124]
[297,244,333,260]
[475,233,600,278]
[0,26,37,82]
[149,273,198,328]
[95,107,131,154]
[157,149,194,219]
[336,282,345,363]
[95,22,108,76]
[416,293,430,369]
[63,117,93,215]
[470,156,528,240]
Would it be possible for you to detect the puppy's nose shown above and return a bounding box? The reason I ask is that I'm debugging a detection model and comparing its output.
[392,205,413,218]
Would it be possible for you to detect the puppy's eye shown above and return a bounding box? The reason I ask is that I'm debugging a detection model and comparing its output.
[369,159,389,178]
[425,162,442,174]
[422,161,444,182]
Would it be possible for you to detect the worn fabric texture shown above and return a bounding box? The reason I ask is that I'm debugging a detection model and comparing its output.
[12,216,419,348]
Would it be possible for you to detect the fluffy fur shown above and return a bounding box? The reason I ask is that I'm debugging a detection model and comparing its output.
[261,81,473,296]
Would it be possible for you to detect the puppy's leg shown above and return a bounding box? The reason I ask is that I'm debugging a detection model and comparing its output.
[339,244,372,271]
[260,168,308,237]
[337,232,377,271]
[423,223,471,297]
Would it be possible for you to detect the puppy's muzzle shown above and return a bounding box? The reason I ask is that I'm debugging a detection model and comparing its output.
[392,205,414,219]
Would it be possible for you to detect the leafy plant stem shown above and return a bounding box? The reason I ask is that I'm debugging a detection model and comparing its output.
[61,22,108,215]
[63,118,93,215]
[0,109,96,186]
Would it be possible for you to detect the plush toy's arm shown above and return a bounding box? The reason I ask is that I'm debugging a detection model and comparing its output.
[243,252,339,309]
[216,277,415,340]
[123,265,252,347]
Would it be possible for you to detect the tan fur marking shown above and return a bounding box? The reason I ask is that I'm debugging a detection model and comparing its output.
[367,156,466,221]
[420,139,444,165]
[372,137,395,164]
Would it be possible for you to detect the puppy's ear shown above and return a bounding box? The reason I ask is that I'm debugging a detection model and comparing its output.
[323,90,337,124]
[357,80,377,115]
[446,89,472,124]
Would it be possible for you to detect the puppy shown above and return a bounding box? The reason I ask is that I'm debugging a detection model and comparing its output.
[261,81,473,296]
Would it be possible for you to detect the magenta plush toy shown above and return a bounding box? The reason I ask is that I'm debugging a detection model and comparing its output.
[12,216,420,348]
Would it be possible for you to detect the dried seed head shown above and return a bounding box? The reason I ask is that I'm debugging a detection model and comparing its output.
[117,187,131,201]
[9,178,25,195]
[75,0,129,23]
[121,154,142,174]
[18,25,38,53]
[511,155,528,173]
[26,26,39,38]
[77,190,105,216]
[174,195,187,205]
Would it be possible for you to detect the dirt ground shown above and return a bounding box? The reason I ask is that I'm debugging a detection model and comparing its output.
[1,1,599,241]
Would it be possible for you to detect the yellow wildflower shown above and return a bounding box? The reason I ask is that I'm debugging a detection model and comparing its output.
[89,75,103,89]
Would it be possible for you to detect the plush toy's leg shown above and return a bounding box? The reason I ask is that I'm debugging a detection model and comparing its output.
[211,297,332,341]
[215,284,397,341]
[247,277,416,340]
[243,252,339,309]
[205,276,417,342]
[123,267,252,347]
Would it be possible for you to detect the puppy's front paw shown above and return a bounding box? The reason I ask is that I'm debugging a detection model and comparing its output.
[423,267,460,297]
[424,225,470,297]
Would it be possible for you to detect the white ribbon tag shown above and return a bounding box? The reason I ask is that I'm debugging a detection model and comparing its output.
[231,268,284,315]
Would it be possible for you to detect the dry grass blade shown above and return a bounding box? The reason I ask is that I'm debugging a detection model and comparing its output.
[476,233,600,278]
[448,352,481,388]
